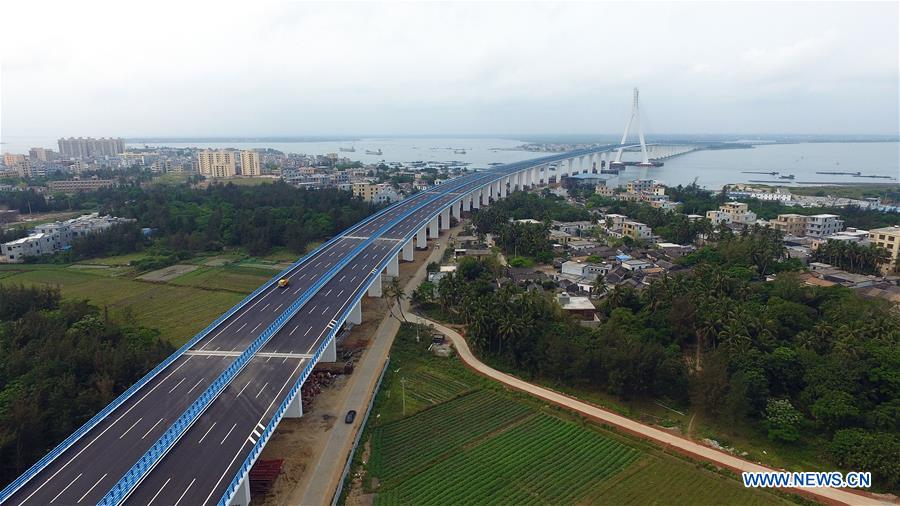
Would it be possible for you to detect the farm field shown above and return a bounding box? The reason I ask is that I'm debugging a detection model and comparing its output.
[589,458,792,506]
[0,262,247,346]
[369,391,531,487]
[345,324,796,506]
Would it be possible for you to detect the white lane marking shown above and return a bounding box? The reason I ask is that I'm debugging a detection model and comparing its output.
[167,377,186,394]
[248,435,257,445]
[324,288,332,297]
[337,290,344,298]
[290,325,300,336]
[76,473,106,503]
[186,378,204,395]
[141,418,165,440]
[339,275,346,282]
[146,477,171,506]
[14,355,195,505]
[174,478,196,506]
[48,473,81,503]
[255,382,269,399]
[220,423,237,445]
[256,422,265,431]
[293,287,302,294]
[321,306,329,315]
[274,303,284,313]
[303,327,312,336]
[197,421,218,444]
[202,359,306,506]
[236,322,247,333]
[251,322,262,333]
[236,380,252,398]
[309,304,317,313]
[118,417,143,439]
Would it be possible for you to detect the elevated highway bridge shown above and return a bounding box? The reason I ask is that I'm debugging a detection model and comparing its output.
[1,144,637,506]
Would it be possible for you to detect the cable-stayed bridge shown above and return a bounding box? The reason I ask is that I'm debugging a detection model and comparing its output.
[1,143,655,506]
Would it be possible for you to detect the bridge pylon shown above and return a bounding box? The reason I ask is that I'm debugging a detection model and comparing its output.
[613,87,650,166]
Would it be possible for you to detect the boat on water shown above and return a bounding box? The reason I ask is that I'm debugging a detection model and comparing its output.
[365,149,383,155]
[453,149,467,155]
[339,146,355,152]
[741,171,778,175]
[779,174,795,180]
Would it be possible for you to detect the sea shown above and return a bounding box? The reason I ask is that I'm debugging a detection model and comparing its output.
[2,136,898,190]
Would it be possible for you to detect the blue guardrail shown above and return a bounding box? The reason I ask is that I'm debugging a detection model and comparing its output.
[97,170,496,505]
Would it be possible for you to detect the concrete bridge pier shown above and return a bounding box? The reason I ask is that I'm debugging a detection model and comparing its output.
[500,177,508,198]
[229,474,251,506]
[567,159,574,176]
[440,208,450,230]
[349,300,362,324]
[416,228,427,248]
[463,195,471,212]
[322,338,337,362]
[452,199,461,220]
[402,239,414,261]
[428,217,439,238]
[368,272,382,297]
[480,186,489,206]
[285,390,303,418]
[387,252,399,276]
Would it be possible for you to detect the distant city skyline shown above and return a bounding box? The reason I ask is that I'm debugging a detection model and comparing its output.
[1,1,898,140]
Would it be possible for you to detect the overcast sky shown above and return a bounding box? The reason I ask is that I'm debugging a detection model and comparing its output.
[1,1,898,140]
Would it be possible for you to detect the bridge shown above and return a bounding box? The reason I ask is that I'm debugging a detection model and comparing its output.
[0,144,648,506]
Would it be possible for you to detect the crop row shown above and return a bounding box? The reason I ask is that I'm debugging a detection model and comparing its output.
[369,390,530,484]
[376,414,640,505]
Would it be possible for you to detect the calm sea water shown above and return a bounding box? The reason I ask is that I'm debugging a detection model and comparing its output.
[3,136,897,189]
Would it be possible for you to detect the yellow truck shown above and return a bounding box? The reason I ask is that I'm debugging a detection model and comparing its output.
[277,278,289,288]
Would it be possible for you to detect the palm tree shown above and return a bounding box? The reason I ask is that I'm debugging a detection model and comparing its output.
[497,311,523,355]
[384,276,407,322]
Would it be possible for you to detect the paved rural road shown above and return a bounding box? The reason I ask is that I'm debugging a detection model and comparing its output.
[300,234,455,505]
[419,318,889,506]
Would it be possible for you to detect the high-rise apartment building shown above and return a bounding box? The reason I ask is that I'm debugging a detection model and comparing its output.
[29,147,56,162]
[240,151,261,176]
[57,137,125,158]
[197,150,237,178]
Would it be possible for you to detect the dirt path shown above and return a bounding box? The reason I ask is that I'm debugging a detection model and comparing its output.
[418,317,888,506]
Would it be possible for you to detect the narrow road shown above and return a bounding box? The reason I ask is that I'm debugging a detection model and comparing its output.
[418,317,888,506]
[298,238,456,506]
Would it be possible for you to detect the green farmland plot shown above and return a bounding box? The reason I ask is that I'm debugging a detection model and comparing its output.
[347,324,796,506]
[376,414,640,506]
[369,390,531,486]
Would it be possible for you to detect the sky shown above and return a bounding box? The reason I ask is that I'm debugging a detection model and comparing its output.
[1,0,898,141]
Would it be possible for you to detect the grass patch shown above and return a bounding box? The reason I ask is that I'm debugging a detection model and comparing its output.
[0,263,246,346]
[168,264,273,293]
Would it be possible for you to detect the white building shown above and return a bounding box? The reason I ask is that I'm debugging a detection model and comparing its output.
[804,214,844,238]
[1,213,134,263]
[706,202,757,226]
[560,260,609,281]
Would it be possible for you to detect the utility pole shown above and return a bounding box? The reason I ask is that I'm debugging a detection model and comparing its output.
[400,377,407,416]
